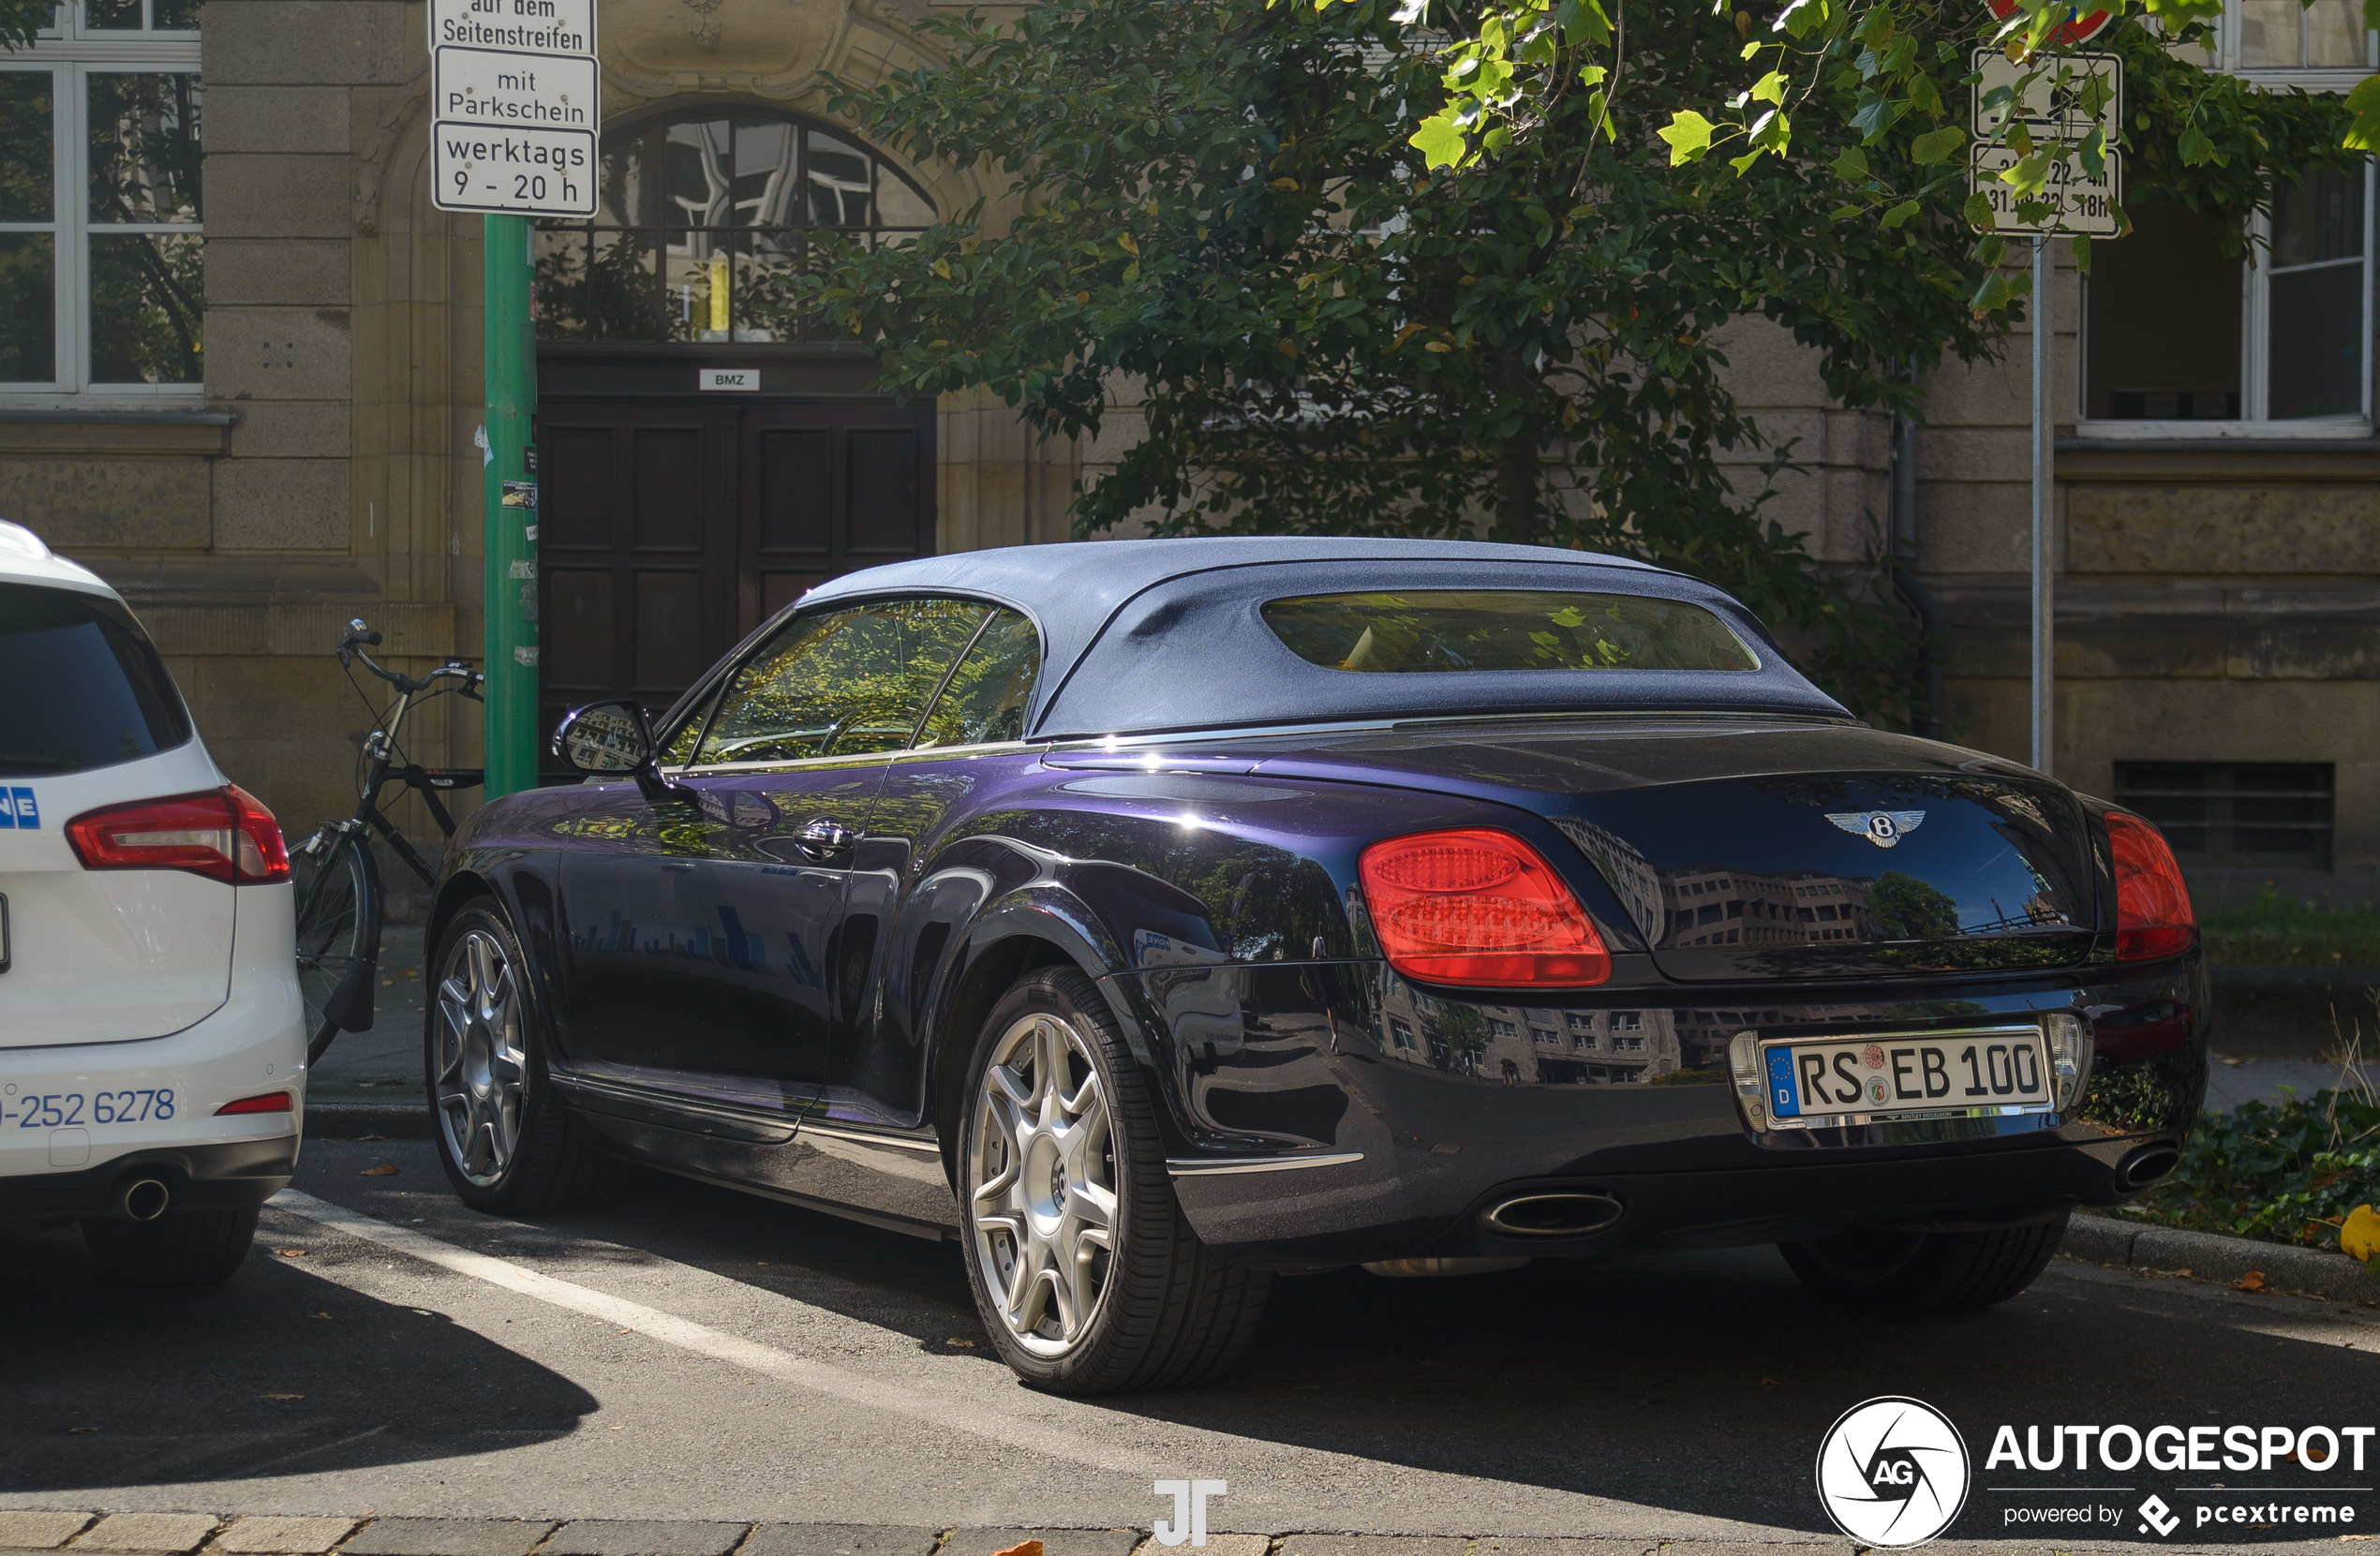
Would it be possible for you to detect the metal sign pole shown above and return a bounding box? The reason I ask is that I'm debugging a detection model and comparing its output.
[2030,232,2052,776]
[482,214,538,798]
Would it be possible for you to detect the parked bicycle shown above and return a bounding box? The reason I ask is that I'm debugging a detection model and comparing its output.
[290,619,485,1063]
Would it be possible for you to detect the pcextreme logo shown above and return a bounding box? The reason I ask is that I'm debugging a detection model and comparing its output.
[1814,1396,1971,1549]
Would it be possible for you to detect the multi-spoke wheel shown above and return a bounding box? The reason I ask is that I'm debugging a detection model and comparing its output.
[969,1010,1119,1354]
[424,897,625,1213]
[957,966,1271,1395]
[433,925,526,1188]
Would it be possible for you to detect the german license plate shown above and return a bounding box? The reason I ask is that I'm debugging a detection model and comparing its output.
[1762,1030,2053,1124]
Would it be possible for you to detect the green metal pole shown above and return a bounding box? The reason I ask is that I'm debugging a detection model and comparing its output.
[482,213,539,798]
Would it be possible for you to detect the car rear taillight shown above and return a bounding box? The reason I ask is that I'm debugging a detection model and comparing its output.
[67,785,291,885]
[2107,810,2195,960]
[1359,828,1612,986]
[216,1090,292,1116]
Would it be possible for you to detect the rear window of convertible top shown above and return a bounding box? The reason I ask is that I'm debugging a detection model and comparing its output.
[1261,590,1761,674]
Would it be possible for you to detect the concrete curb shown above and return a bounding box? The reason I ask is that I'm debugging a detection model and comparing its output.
[304,1100,432,1141]
[2061,1211,2380,1304]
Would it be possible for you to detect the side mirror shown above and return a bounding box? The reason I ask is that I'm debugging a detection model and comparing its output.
[553,700,686,806]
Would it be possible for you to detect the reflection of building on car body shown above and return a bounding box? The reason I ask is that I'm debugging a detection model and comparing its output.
[398,537,2209,1395]
[0,521,305,1286]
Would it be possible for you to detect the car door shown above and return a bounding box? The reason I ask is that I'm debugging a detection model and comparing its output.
[556,597,993,1124]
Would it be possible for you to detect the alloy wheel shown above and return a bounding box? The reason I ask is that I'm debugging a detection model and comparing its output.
[968,1011,1119,1356]
[433,926,527,1188]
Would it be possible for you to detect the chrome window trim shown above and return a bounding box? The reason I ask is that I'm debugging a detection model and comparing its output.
[1166,1151,1365,1177]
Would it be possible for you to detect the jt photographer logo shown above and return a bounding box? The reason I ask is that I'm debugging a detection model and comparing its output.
[1815,1397,1971,1549]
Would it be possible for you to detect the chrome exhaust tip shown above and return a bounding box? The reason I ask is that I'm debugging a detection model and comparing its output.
[111,1178,170,1222]
[1480,1190,1624,1237]
[2116,1144,2181,1193]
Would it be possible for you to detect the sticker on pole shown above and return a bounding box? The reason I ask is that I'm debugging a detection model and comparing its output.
[431,0,600,216]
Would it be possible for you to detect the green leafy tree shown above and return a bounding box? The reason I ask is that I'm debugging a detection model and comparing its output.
[1865,867,1962,940]
[1,0,50,50]
[774,0,2027,721]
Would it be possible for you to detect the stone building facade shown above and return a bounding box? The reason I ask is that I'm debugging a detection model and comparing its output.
[0,0,2371,910]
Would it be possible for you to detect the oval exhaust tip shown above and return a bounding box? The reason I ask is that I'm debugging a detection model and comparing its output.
[119,1178,170,1222]
[1481,1190,1624,1237]
[2117,1145,2181,1193]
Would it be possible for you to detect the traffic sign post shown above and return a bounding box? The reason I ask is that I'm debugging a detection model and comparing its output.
[1968,44,2122,778]
[431,0,600,798]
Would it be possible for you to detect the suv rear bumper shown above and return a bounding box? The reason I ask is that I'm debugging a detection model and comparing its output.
[0,932,307,1189]
[0,1134,295,1223]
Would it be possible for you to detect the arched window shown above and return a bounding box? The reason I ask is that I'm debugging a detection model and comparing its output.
[534,109,935,344]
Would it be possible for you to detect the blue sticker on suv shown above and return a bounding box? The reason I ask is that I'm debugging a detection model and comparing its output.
[0,788,37,829]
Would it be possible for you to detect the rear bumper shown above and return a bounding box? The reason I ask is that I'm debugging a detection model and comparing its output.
[1115,953,2208,1267]
[0,1134,296,1222]
[0,926,308,1190]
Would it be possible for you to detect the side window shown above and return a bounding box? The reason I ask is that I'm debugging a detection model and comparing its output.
[914,608,1040,749]
[693,598,989,765]
[658,680,721,768]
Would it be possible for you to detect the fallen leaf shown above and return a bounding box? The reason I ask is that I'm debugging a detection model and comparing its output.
[607,1425,625,1431]
[355,1134,387,1143]
[66,1427,100,1434]
[310,1311,333,1320]
[992,1543,1045,1556]
[2238,1270,2268,1293]
[273,1248,308,1257]
[617,1326,632,1335]
[260,1393,304,1400]
[946,1337,976,1348]
[2342,1205,2380,1262]
[362,1165,398,1177]
[2217,1056,2245,1067]
[1760,1376,1782,1386]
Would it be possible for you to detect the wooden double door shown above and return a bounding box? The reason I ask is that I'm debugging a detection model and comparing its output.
[536,397,935,776]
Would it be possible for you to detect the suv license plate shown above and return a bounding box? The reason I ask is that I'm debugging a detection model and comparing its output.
[1762,1031,2053,1125]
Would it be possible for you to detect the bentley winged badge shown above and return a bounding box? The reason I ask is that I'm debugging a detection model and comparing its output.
[1826,809,1926,848]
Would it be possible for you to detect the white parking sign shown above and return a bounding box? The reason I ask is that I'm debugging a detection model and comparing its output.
[430,0,601,216]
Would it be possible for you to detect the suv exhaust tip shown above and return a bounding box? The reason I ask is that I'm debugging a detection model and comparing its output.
[1481,1190,1624,1237]
[2116,1144,2181,1193]
[110,1178,171,1222]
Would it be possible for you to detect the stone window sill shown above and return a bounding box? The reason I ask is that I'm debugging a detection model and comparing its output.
[2055,436,2380,483]
[0,408,237,456]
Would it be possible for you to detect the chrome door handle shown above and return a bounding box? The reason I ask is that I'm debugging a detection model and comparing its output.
[796,819,857,859]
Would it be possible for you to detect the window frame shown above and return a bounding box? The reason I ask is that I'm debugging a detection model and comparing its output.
[2078,7,2375,440]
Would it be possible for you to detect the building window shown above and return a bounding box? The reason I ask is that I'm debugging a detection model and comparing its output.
[1389,1016,1417,1052]
[1613,1034,1645,1051]
[535,109,936,344]
[1612,1011,1643,1030]
[0,6,202,395]
[1564,1012,1596,1032]
[1530,1026,1560,1045]
[1487,1018,1517,1039]
[2114,761,2335,868]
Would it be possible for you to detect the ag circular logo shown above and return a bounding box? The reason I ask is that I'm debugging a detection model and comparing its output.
[1815,1396,1971,1548]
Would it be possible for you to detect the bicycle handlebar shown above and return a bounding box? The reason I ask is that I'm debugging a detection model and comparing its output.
[336,617,484,697]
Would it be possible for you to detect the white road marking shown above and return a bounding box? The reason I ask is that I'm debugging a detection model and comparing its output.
[270,1188,1161,1477]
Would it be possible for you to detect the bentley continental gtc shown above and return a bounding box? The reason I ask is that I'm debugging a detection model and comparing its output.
[419,537,2206,1393]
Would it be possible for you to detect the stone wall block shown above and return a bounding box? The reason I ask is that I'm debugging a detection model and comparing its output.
[1916,480,2031,574]
[201,2,408,86]
[0,459,211,549]
[228,402,352,459]
[2071,485,2380,575]
[1914,425,2033,482]
[205,240,351,305]
[214,458,351,550]
[205,156,352,242]
[203,85,350,154]
[207,307,354,402]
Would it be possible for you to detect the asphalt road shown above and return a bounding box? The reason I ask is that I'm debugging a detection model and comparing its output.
[5,1135,2377,1549]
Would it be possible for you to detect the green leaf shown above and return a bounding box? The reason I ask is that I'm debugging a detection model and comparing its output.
[1962,190,1997,229]
[1911,124,1964,164]
[1408,112,1469,169]
[2346,74,2380,152]
[1833,145,1869,181]
[1879,199,1920,229]
[2069,233,2092,274]
[1749,69,1787,104]
[1970,272,2011,315]
[2178,125,2217,165]
[1658,109,1718,164]
[1579,63,1608,85]
[1739,39,1762,58]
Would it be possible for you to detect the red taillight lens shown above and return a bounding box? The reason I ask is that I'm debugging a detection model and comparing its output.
[216,1090,292,1116]
[2107,810,2196,960]
[67,786,290,885]
[1359,827,1611,986]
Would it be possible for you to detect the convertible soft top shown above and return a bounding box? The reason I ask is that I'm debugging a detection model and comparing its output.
[797,536,1851,739]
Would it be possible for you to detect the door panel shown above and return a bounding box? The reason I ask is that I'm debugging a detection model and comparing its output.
[738,402,935,635]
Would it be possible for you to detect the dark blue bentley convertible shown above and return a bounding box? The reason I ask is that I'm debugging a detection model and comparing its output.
[421,536,2207,1395]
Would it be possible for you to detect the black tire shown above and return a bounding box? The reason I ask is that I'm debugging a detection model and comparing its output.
[1778,1212,2069,1315]
[957,966,1270,1395]
[425,896,626,1214]
[291,829,373,1064]
[82,1207,259,1286]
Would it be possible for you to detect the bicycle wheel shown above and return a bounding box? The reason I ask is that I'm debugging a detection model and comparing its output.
[291,830,372,1064]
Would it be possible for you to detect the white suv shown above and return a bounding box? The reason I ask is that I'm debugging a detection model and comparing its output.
[0,520,305,1284]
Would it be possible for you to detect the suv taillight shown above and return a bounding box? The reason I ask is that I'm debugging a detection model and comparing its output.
[1358,827,1611,986]
[2107,810,2195,960]
[67,785,290,885]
